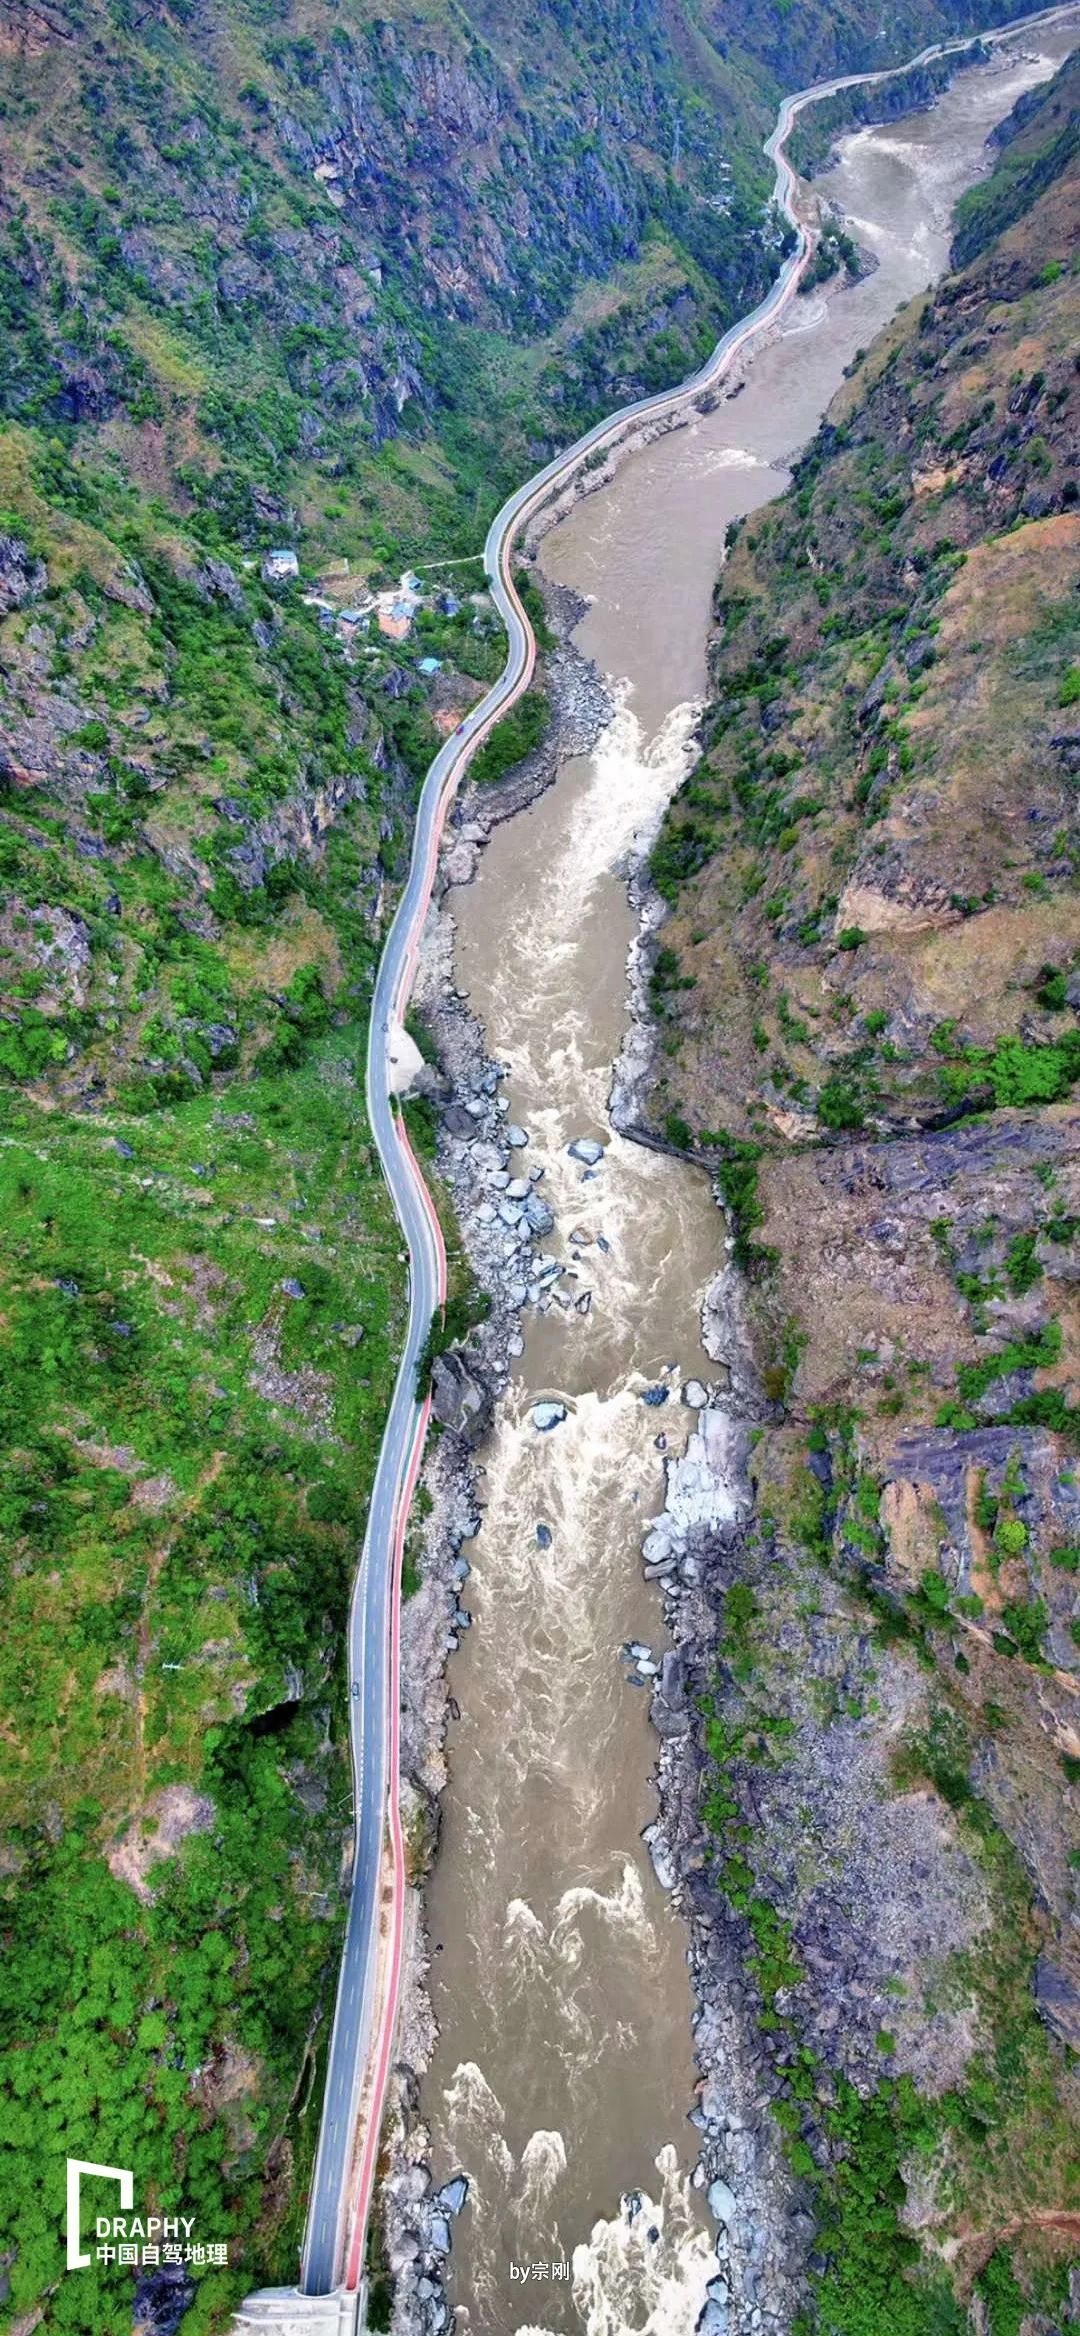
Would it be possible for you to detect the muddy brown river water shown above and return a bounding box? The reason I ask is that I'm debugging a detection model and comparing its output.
[420,25,1080,2334]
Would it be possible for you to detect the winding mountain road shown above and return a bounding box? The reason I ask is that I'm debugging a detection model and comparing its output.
[299,5,1078,2301]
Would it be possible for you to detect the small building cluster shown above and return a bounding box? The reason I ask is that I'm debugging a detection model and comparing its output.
[298,564,470,666]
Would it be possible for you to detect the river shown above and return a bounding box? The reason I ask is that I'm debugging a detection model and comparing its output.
[419,22,1080,2335]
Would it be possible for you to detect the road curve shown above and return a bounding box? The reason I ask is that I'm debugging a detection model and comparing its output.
[299,3,1079,2298]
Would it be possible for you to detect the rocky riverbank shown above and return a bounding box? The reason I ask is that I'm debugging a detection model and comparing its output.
[376,586,618,2336]
[377,552,816,2336]
[376,548,819,2334]
[610,798,814,2334]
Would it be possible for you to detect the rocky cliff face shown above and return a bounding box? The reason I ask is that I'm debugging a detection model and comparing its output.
[644,56,1080,2330]
[1,3,1074,2329]
[0,0,781,560]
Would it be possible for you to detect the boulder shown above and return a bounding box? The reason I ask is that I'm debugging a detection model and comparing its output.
[532,1400,567,1432]
[507,1124,529,1147]
[707,2179,737,2228]
[431,1351,491,1441]
[568,1137,605,1165]
[434,2175,469,2217]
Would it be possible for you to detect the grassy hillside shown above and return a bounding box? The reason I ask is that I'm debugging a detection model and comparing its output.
[0,1,1070,2329]
[647,56,1080,2331]
[0,2,777,2328]
[0,0,783,575]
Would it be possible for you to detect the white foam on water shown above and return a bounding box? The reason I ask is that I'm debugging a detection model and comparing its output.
[479,687,698,1139]
[552,1859,656,1963]
[780,294,828,335]
[518,2129,569,2215]
[699,444,763,474]
[441,2059,515,2188]
[570,2145,716,2336]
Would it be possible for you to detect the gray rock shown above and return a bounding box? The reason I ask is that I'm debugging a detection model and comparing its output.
[507,1124,529,1147]
[442,1104,477,1137]
[431,1352,491,1441]
[683,1379,709,1408]
[644,1825,676,1888]
[428,2214,452,2255]
[281,1278,306,1299]
[506,1178,530,1199]
[708,2179,737,2227]
[568,1137,605,1165]
[532,1401,568,1432]
[434,2176,469,2217]
[0,531,47,615]
[536,1523,553,1548]
[1035,1958,1080,2052]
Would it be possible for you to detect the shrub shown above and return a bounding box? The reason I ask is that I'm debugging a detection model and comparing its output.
[469,688,548,787]
[999,1597,1048,1662]
[817,1074,865,1131]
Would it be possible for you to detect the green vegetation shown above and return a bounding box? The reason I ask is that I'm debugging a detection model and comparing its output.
[938,1030,1080,1112]
[0,1045,404,2327]
[952,56,1080,266]
[4,8,1080,2327]
[644,51,1080,1179]
[468,688,550,788]
[645,64,1080,2333]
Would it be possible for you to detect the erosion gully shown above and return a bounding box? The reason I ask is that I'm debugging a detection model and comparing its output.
[417,26,1079,2335]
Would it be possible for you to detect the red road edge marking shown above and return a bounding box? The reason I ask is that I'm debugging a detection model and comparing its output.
[337,185,819,2290]
[342,1131,447,2293]
[343,1381,430,2290]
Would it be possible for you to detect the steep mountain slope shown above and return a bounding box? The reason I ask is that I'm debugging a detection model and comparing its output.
[646,54,1080,2332]
[0,3,1071,2331]
[0,0,782,569]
